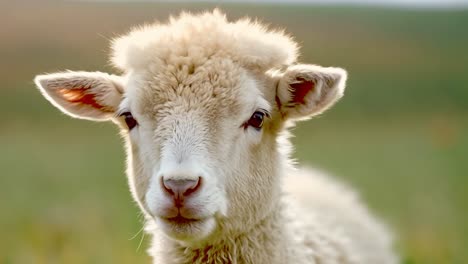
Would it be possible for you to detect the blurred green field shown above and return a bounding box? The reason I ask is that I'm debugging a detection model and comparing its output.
[1,1,467,263]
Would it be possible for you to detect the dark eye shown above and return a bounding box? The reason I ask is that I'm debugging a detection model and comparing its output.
[246,111,266,130]
[120,112,138,130]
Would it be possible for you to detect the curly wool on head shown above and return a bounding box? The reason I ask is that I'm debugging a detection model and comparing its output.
[111,9,298,73]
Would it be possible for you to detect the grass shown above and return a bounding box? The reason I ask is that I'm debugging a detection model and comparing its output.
[1,2,467,263]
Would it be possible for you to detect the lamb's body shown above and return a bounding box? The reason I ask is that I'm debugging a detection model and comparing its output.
[35,10,397,264]
[148,167,396,264]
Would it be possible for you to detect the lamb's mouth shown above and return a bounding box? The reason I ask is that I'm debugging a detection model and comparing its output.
[162,215,203,224]
[156,214,217,240]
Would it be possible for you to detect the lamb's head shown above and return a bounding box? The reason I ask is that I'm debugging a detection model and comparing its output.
[34,11,347,244]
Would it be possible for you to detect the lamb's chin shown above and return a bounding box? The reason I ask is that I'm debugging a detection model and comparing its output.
[157,216,217,242]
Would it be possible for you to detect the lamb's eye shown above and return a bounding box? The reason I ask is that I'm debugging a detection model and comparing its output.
[120,112,138,130]
[247,111,265,130]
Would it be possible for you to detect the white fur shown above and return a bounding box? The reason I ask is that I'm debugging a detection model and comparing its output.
[35,10,398,264]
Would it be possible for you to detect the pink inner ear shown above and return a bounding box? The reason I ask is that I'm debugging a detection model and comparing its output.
[58,87,105,110]
[290,78,315,104]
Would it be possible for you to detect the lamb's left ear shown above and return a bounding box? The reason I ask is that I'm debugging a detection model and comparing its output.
[34,71,124,121]
[277,64,347,120]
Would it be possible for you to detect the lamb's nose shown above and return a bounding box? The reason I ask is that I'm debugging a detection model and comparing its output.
[162,177,201,206]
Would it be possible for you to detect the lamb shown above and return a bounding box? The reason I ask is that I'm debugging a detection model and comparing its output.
[34,10,398,264]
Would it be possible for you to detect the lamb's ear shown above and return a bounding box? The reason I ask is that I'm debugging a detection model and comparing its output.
[277,64,347,120]
[34,71,124,121]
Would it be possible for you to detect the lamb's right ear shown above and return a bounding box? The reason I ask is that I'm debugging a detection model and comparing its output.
[276,64,347,120]
[34,71,124,121]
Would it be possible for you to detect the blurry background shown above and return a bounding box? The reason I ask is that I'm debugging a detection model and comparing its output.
[1,0,467,263]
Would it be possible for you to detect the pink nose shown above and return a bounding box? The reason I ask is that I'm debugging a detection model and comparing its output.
[162,177,201,207]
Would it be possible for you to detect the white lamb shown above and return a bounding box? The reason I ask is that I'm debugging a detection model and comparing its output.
[35,10,398,264]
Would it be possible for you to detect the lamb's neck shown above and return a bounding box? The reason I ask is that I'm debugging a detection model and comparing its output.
[158,206,289,264]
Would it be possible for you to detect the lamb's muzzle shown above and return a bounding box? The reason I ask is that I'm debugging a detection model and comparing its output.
[161,177,202,208]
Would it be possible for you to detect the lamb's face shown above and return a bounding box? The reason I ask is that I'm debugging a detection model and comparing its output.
[119,59,280,241]
[34,11,350,247]
[35,63,346,245]
[34,12,347,245]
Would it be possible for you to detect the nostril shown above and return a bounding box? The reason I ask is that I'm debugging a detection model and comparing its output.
[161,177,175,195]
[162,177,202,197]
[183,177,201,196]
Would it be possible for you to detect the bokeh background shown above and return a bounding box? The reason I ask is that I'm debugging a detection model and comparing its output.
[1,0,467,263]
